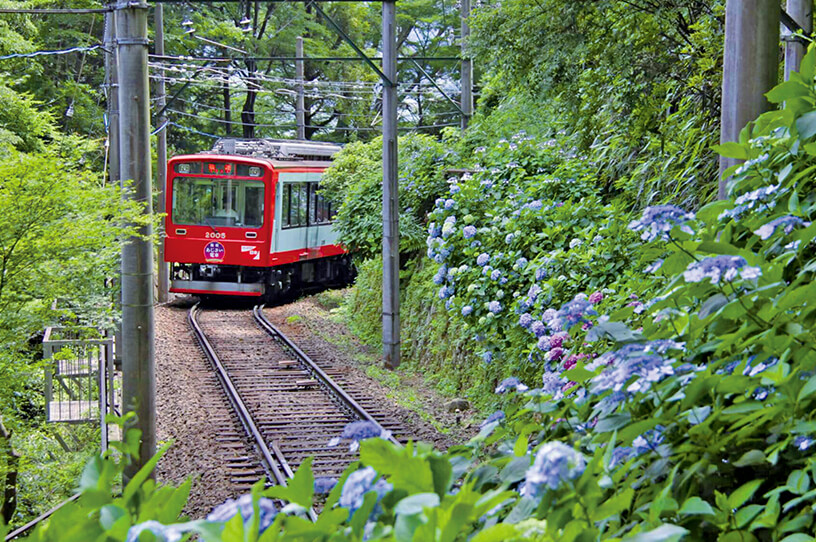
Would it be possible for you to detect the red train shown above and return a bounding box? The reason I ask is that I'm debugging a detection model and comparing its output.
[164,138,353,300]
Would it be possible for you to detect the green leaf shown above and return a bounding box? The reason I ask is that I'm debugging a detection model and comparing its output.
[428,455,453,496]
[679,497,715,516]
[624,524,688,541]
[500,456,530,484]
[699,293,728,319]
[798,374,816,402]
[265,457,314,508]
[779,535,815,542]
[789,189,800,213]
[787,470,810,495]
[394,492,440,516]
[595,413,631,433]
[727,479,763,509]
[470,524,519,542]
[513,434,529,457]
[712,142,750,160]
[766,80,812,103]
[796,110,816,139]
[733,450,766,467]
[123,445,169,504]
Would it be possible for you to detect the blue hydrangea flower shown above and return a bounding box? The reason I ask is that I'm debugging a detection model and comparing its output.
[438,285,454,299]
[683,255,761,284]
[590,344,677,395]
[427,222,441,238]
[481,410,504,427]
[461,305,473,316]
[339,467,392,518]
[531,320,547,337]
[720,182,779,220]
[477,253,490,267]
[794,436,814,451]
[126,522,186,542]
[432,265,447,285]
[608,446,636,469]
[527,200,543,211]
[536,335,551,351]
[328,421,392,452]
[553,297,597,330]
[495,377,529,394]
[490,269,502,281]
[535,266,548,281]
[628,205,695,242]
[435,197,445,207]
[444,199,455,210]
[207,494,278,533]
[541,371,566,397]
[569,238,582,249]
[516,257,528,268]
[308,478,336,498]
[488,301,502,314]
[541,308,557,322]
[644,259,664,274]
[482,351,493,363]
[632,426,665,455]
[441,216,457,238]
[753,386,773,401]
[521,442,586,497]
[450,184,460,194]
[505,233,515,244]
[463,225,477,239]
[519,313,533,329]
[754,215,811,240]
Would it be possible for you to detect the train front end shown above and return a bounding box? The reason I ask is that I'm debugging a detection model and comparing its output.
[164,155,273,297]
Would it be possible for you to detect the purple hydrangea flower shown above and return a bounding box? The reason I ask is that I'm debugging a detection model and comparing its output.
[328,420,392,452]
[588,291,603,304]
[495,377,529,394]
[683,255,761,284]
[546,347,564,362]
[314,477,338,494]
[521,442,586,497]
[477,253,490,267]
[553,297,597,330]
[754,215,810,240]
[548,331,569,349]
[541,308,557,322]
[519,313,533,329]
[488,301,502,314]
[481,410,504,427]
[628,205,695,242]
[207,494,278,533]
[536,335,551,351]
[461,305,473,316]
[463,225,477,239]
[541,371,567,397]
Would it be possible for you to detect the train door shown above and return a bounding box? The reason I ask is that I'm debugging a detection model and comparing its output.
[274,171,321,258]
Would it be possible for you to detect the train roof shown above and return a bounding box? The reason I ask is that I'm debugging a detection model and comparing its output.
[209,138,342,161]
[169,154,334,171]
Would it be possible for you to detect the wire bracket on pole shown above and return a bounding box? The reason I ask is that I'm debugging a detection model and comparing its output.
[118,38,151,45]
[781,8,811,44]
[308,0,394,87]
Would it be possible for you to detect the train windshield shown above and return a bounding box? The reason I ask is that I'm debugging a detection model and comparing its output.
[172,177,265,228]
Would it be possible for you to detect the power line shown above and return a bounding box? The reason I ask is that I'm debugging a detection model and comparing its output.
[0,44,107,60]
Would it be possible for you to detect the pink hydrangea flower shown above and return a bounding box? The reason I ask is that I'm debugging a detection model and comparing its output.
[589,291,603,304]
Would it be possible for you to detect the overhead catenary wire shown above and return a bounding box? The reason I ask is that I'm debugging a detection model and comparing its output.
[0,44,107,60]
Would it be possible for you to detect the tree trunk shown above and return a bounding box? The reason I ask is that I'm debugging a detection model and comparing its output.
[241,59,258,139]
[0,418,19,525]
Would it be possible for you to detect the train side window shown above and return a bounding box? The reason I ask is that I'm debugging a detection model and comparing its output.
[282,184,292,227]
[309,183,318,225]
[298,184,308,226]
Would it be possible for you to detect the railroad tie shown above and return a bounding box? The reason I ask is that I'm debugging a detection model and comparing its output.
[278,360,299,369]
[295,379,318,388]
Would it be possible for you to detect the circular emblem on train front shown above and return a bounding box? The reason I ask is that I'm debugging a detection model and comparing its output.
[204,241,225,263]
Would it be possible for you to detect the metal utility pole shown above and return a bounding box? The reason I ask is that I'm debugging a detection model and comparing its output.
[460,0,472,130]
[382,0,399,369]
[296,36,306,140]
[718,0,779,199]
[785,0,813,81]
[155,3,169,303]
[224,85,232,136]
[116,0,155,479]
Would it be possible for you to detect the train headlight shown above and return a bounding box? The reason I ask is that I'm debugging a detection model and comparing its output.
[177,163,191,174]
[249,166,262,177]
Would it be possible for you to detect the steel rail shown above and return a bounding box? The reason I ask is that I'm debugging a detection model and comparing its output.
[189,304,318,521]
[4,494,80,541]
[252,305,401,446]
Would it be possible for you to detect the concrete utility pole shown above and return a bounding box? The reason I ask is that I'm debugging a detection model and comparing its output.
[116,0,155,479]
[224,85,232,136]
[296,36,306,140]
[785,0,813,81]
[382,0,399,369]
[155,3,169,303]
[718,0,779,199]
[460,0,472,130]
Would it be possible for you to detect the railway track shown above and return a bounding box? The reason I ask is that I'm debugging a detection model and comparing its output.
[188,304,406,510]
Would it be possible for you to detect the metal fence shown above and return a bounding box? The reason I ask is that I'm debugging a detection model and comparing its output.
[42,327,116,450]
